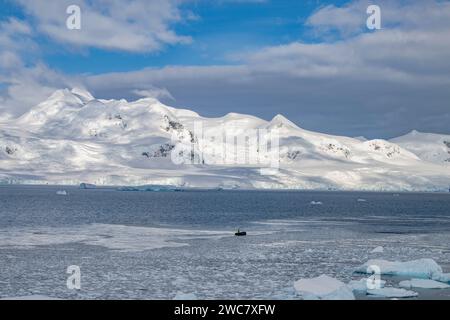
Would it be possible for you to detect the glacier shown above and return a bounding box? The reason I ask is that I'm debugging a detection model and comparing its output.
[1,88,450,191]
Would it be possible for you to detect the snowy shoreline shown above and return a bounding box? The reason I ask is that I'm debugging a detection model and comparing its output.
[1,182,450,193]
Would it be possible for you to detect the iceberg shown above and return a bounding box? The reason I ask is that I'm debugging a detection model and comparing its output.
[79,183,96,189]
[173,292,198,300]
[432,273,450,284]
[399,279,450,289]
[355,259,443,279]
[294,275,355,300]
[347,278,386,293]
[310,201,323,205]
[370,246,384,254]
[56,190,68,196]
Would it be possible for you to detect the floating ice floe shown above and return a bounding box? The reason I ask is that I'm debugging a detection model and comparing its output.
[310,201,323,205]
[79,183,96,189]
[294,275,355,300]
[399,279,450,289]
[0,295,62,300]
[347,278,386,293]
[357,199,367,202]
[173,292,198,300]
[371,246,384,254]
[118,185,182,192]
[366,287,418,298]
[355,258,443,279]
[56,190,68,195]
[0,224,231,252]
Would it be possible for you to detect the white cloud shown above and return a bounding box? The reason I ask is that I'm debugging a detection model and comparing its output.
[133,87,175,100]
[0,64,81,116]
[0,51,22,69]
[306,0,450,38]
[1,0,450,139]
[306,0,369,37]
[0,18,33,69]
[0,0,193,115]
[0,15,78,116]
[84,0,450,138]
[15,0,192,52]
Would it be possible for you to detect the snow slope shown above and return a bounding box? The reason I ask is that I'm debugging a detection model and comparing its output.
[391,130,450,165]
[1,88,450,191]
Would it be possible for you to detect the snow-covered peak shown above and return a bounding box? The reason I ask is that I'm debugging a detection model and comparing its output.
[353,136,368,142]
[268,114,300,130]
[46,88,84,104]
[391,131,450,164]
[71,87,95,102]
[16,89,86,127]
[393,130,448,142]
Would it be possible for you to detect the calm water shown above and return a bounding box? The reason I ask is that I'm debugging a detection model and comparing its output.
[0,186,449,299]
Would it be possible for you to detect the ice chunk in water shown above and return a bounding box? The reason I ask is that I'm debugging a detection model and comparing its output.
[294,275,355,300]
[355,259,443,279]
[399,279,450,289]
[432,273,450,284]
[0,295,61,300]
[173,292,198,300]
[370,246,384,254]
[367,287,418,298]
[347,278,386,293]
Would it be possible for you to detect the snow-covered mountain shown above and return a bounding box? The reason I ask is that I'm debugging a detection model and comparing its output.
[391,130,450,165]
[1,88,449,191]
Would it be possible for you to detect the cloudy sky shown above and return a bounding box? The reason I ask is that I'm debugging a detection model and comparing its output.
[0,0,449,138]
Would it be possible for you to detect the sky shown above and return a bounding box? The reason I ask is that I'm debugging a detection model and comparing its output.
[0,0,449,139]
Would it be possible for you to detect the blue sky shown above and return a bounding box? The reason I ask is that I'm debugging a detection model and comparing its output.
[20,0,348,74]
[1,0,450,138]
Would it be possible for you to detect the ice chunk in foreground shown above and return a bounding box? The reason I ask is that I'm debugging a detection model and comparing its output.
[367,287,418,298]
[399,279,450,289]
[56,190,68,195]
[310,201,323,205]
[355,259,443,279]
[371,246,384,254]
[173,292,198,300]
[0,295,61,300]
[294,275,355,300]
[347,278,386,293]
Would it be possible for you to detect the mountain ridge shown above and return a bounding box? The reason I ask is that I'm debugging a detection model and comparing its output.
[1,88,449,191]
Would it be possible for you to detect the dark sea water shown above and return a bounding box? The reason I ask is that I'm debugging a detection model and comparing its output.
[0,186,449,299]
